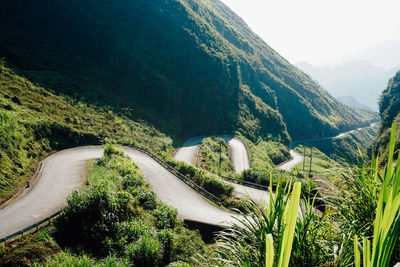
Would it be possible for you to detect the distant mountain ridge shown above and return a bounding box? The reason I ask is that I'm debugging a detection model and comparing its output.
[335,96,372,111]
[0,0,377,142]
[296,60,399,111]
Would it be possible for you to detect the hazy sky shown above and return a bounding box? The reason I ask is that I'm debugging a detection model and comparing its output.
[220,0,400,66]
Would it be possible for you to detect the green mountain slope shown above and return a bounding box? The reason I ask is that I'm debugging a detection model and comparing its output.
[0,0,376,142]
[0,63,171,200]
[375,70,400,160]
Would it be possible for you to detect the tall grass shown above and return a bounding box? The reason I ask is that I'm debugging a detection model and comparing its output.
[195,179,301,266]
[354,124,400,267]
[198,137,234,175]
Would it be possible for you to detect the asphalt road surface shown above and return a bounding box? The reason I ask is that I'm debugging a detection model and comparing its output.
[278,150,305,171]
[175,136,266,204]
[174,135,250,173]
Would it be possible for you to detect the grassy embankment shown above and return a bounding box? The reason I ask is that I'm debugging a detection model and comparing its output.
[293,145,343,179]
[196,137,234,176]
[234,134,291,169]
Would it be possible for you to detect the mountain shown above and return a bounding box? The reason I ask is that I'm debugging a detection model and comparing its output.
[335,96,372,111]
[0,0,377,142]
[336,39,400,69]
[296,60,398,111]
[374,70,400,160]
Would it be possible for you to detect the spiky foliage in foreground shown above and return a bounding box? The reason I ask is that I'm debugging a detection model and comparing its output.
[354,124,400,267]
[195,180,303,266]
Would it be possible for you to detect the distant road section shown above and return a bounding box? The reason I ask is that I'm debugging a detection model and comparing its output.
[279,122,379,171]
[278,150,304,171]
[174,135,250,173]
[225,137,250,173]
[174,136,205,164]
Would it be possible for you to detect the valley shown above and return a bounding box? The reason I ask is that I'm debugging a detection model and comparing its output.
[0,0,399,265]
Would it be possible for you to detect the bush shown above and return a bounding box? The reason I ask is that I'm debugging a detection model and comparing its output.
[54,186,133,254]
[167,158,234,199]
[132,188,157,210]
[202,173,234,198]
[157,229,175,264]
[153,203,178,229]
[126,234,163,267]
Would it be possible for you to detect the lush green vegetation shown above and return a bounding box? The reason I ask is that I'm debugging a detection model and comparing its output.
[239,134,291,168]
[197,137,234,175]
[166,158,233,200]
[354,128,400,267]
[194,125,400,266]
[3,133,400,266]
[195,181,303,267]
[1,145,204,266]
[329,125,400,266]
[298,124,378,164]
[0,63,172,201]
[293,145,343,179]
[0,0,377,143]
[375,70,400,162]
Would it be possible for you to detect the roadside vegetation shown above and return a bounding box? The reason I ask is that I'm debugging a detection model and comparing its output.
[195,125,400,266]
[166,158,251,211]
[293,145,343,179]
[0,63,172,201]
[2,127,400,266]
[197,137,234,176]
[238,134,291,169]
[166,158,234,200]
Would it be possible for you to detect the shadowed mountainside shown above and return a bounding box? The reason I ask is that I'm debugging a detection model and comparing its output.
[375,70,400,160]
[0,0,377,142]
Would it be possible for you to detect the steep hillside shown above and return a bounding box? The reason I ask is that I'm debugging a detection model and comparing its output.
[0,0,376,142]
[0,63,171,200]
[375,70,400,160]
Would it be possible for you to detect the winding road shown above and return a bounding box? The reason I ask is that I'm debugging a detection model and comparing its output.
[174,135,251,172]
[0,123,377,239]
[279,150,304,171]
[0,146,240,239]
[175,136,269,205]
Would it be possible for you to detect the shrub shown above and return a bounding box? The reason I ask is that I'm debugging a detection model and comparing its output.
[166,158,234,199]
[130,187,157,210]
[153,203,178,229]
[202,173,234,198]
[126,234,163,267]
[157,229,175,264]
[55,186,132,254]
[104,143,124,158]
